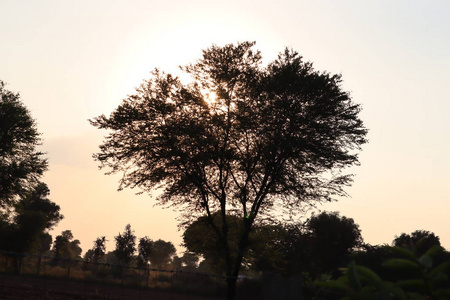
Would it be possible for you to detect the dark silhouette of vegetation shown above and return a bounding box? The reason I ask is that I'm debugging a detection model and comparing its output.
[84,236,107,264]
[318,242,450,300]
[180,252,199,270]
[245,222,289,274]
[0,183,62,252]
[113,224,136,267]
[0,81,47,208]
[91,41,367,300]
[352,244,394,279]
[306,211,363,277]
[0,182,62,272]
[52,230,82,263]
[184,211,363,279]
[0,81,62,274]
[148,239,176,269]
[137,236,153,268]
[393,230,441,257]
[183,212,243,274]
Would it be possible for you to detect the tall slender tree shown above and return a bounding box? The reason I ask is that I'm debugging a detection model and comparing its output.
[91,42,367,299]
[114,224,136,267]
[92,236,107,264]
[137,236,153,268]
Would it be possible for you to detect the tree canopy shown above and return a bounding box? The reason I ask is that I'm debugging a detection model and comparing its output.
[52,230,82,263]
[91,42,367,299]
[114,224,136,267]
[0,81,47,208]
[148,239,176,268]
[393,230,441,257]
[306,211,363,276]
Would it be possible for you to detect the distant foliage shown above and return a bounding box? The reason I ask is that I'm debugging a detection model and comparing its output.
[85,236,107,264]
[114,224,136,267]
[306,211,363,277]
[149,239,176,268]
[52,230,82,263]
[393,230,441,257]
[137,236,153,268]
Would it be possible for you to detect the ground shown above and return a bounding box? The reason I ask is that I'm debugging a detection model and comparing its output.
[0,274,223,300]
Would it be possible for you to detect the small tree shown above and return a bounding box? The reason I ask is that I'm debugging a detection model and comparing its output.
[91,42,367,299]
[181,252,199,270]
[14,183,63,243]
[183,213,286,274]
[306,211,363,277]
[183,213,242,273]
[52,230,82,264]
[137,236,153,268]
[92,236,107,264]
[114,224,136,267]
[0,183,62,273]
[148,239,176,269]
[36,232,52,274]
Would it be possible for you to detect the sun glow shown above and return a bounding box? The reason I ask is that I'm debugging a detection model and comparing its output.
[201,90,218,105]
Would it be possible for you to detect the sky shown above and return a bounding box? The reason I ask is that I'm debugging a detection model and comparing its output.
[1,0,449,253]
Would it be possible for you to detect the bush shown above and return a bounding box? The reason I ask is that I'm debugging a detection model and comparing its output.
[317,240,450,299]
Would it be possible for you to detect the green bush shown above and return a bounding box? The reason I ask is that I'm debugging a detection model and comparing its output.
[316,241,450,300]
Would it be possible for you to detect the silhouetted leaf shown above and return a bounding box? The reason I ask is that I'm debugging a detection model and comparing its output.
[423,244,443,259]
[418,255,432,268]
[348,261,362,292]
[406,293,426,300]
[355,265,382,288]
[395,279,425,290]
[431,261,450,277]
[390,246,416,261]
[383,258,420,272]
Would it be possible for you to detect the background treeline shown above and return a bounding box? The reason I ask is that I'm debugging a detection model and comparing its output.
[2,196,448,284]
[3,202,450,300]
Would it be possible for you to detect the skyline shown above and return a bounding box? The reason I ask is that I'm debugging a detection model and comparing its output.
[1,0,449,252]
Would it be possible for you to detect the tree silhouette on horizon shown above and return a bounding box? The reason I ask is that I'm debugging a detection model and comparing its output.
[91,41,367,300]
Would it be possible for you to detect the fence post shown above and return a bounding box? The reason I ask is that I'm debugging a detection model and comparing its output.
[37,255,42,275]
[66,259,71,279]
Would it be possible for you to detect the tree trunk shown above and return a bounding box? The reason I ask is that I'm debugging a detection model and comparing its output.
[37,255,42,275]
[226,221,253,300]
[13,255,23,274]
[226,276,238,300]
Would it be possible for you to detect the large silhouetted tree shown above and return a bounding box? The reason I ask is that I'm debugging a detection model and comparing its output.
[91,42,367,299]
[0,81,47,208]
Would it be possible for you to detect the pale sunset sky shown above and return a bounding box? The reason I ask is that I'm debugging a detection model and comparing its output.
[1,0,449,253]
